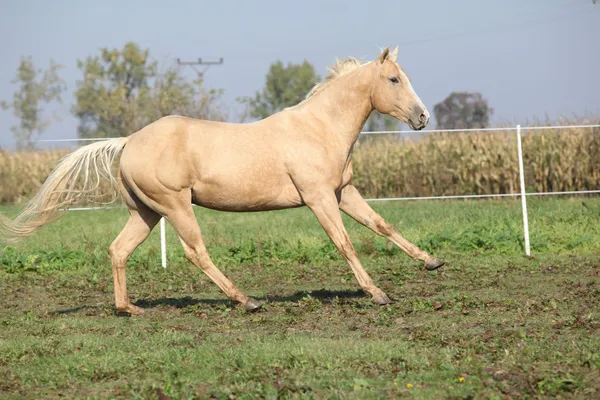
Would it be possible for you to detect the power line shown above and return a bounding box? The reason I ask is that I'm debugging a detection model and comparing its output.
[176,57,224,78]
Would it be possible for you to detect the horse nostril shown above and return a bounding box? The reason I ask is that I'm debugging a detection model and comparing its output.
[419,113,426,123]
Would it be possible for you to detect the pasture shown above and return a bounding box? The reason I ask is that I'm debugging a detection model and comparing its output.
[1,198,599,399]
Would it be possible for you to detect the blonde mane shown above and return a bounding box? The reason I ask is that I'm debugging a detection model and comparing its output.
[286,46,398,109]
[305,57,366,99]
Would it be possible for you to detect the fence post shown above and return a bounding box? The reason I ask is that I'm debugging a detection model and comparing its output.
[516,124,531,256]
[160,217,167,268]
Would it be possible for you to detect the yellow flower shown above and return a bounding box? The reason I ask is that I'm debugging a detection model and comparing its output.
[552,319,556,323]
[458,377,465,383]
[406,383,413,389]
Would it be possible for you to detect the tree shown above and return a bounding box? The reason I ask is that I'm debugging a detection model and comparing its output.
[433,92,493,130]
[72,41,226,138]
[1,57,65,149]
[238,60,320,120]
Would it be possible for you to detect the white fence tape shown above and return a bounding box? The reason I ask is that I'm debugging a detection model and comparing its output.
[36,123,600,142]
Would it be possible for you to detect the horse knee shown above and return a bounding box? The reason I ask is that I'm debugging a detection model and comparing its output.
[183,245,210,270]
[109,242,126,266]
[375,219,395,237]
[338,235,357,258]
[183,246,197,262]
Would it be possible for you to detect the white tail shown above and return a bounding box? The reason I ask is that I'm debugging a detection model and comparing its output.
[0,138,128,244]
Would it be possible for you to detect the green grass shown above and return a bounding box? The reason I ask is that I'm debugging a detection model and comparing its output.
[1,198,599,399]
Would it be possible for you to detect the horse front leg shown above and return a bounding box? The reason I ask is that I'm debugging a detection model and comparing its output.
[339,184,445,271]
[301,187,391,305]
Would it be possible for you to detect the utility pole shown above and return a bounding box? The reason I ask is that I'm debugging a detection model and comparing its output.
[176,57,224,78]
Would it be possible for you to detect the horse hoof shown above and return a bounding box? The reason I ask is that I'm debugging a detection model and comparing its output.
[244,298,263,312]
[372,293,392,305]
[425,257,445,271]
[116,304,144,316]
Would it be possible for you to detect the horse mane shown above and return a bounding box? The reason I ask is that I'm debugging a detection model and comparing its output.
[305,57,366,99]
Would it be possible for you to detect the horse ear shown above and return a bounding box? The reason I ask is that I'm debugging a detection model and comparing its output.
[378,47,390,64]
[390,46,398,62]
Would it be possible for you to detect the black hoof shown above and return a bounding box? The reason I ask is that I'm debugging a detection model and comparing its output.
[372,293,392,305]
[425,257,446,271]
[244,298,263,312]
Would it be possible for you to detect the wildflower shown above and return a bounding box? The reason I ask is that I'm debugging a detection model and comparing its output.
[458,377,465,383]
[406,383,413,389]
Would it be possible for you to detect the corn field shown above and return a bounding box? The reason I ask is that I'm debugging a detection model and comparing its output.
[353,124,600,198]
[1,123,599,204]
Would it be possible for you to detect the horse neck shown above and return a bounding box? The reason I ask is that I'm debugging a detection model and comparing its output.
[300,64,374,150]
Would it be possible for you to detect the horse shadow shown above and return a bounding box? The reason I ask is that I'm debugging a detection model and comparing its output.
[52,289,367,315]
[134,288,367,309]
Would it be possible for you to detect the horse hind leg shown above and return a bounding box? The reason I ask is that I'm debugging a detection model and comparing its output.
[109,178,161,315]
[160,191,262,311]
[116,172,261,312]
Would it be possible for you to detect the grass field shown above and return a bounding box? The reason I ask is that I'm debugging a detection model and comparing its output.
[1,198,599,399]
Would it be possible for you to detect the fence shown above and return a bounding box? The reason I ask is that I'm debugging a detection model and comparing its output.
[35,123,600,267]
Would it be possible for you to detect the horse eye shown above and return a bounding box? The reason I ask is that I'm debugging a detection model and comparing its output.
[389,77,399,84]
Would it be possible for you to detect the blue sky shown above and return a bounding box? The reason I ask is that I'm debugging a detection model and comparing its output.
[0,0,598,149]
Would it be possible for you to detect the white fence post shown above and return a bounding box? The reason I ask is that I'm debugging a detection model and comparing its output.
[160,217,167,268]
[516,124,531,256]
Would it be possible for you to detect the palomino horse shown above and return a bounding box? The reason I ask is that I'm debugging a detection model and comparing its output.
[0,47,445,315]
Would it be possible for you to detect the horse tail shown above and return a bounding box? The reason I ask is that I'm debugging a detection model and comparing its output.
[0,137,129,244]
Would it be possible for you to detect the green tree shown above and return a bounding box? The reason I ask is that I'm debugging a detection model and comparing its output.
[1,57,65,149]
[73,41,226,138]
[433,91,493,130]
[238,60,320,120]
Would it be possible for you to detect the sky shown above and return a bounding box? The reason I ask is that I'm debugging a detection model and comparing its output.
[0,0,598,150]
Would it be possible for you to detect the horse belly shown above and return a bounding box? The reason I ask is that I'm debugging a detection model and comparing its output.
[191,178,303,212]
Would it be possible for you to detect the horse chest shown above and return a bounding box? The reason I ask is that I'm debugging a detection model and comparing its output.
[336,158,354,191]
